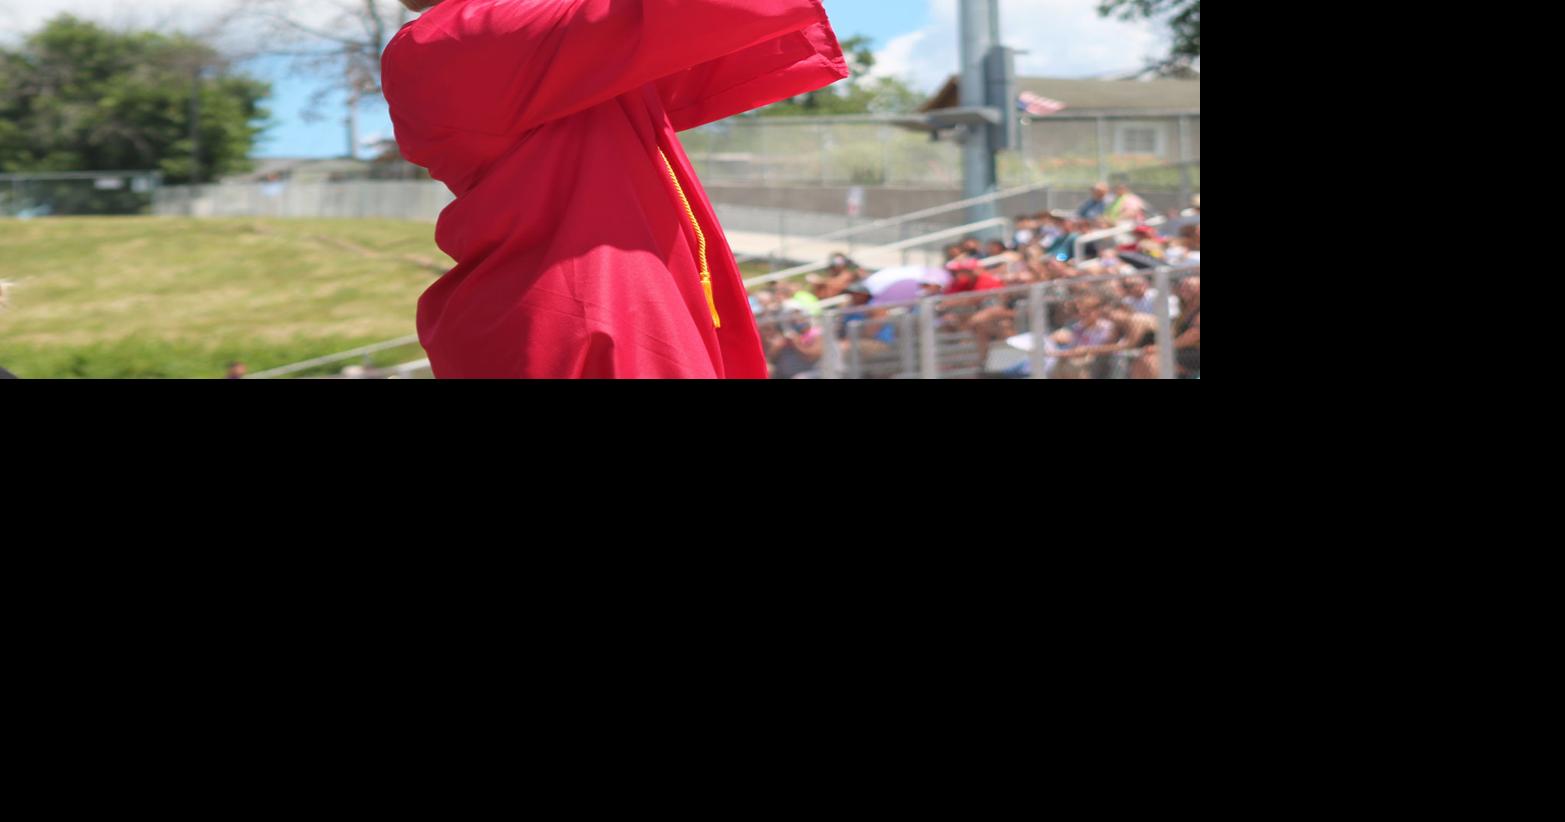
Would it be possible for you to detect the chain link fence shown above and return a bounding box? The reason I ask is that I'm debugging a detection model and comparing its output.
[682,113,1200,189]
[1,171,162,217]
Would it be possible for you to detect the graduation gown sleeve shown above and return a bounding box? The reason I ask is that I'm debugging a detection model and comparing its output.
[387,0,845,138]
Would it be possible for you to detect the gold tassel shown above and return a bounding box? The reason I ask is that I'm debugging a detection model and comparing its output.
[704,280,722,329]
[659,148,721,329]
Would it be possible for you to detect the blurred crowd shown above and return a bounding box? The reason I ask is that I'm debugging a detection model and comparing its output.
[750,183,1202,379]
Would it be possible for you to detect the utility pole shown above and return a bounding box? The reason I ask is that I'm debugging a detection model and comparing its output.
[897,0,1020,238]
[952,0,1021,238]
[346,85,360,161]
[959,0,1000,229]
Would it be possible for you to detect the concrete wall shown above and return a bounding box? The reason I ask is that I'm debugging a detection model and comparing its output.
[153,181,1194,238]
[154,181,455,221]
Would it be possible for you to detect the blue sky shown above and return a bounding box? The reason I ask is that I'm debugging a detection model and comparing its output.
[0,0,1167,160]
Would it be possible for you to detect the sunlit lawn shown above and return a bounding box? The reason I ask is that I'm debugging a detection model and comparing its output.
[0,216,448,378]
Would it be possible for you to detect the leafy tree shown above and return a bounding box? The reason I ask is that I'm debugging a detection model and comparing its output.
[1099,0,1200,71]
[237,1,411,157]
[0,15,269,184]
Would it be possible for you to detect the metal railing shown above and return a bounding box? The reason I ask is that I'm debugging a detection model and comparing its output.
[798,265,1199,380]
[244,334,421,380]
[1074,216,1168,262]
[742,218,1009,289]
[733,181,1053,265]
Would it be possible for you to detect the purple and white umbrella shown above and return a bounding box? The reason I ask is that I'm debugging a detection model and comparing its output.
[863,266,950,305]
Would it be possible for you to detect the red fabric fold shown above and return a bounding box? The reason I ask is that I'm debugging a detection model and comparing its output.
[382,0,848,378]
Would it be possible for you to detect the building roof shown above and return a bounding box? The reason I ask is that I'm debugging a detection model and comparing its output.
[921,76,1200,115]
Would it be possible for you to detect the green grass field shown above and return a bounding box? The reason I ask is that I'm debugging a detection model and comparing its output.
[0,217,450,378]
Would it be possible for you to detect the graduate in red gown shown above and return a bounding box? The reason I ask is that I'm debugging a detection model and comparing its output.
[382,0,848,378]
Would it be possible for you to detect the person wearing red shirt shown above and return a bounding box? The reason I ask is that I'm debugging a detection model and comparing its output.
[944,258,1005,295]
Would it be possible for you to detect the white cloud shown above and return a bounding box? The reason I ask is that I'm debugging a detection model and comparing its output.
[0,1,234,39]
[0,1,400,46]
[2,0,1165,89]
[871,0,1167,91]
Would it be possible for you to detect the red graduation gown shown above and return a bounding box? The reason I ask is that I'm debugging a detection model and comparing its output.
[382,0,848,378]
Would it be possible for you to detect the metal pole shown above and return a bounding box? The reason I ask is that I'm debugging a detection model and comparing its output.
[346,82,360,160]
[920,298,939,379]
[1153,266,1176,380]
[1096,116,1108,183]
[847,321,864,379]
[1178,115,1193,208]
[820,315,842,379]
[1028,284,1050,380]
[880,125,890,185]
[819,122,828,186]
[959,0,1000,230]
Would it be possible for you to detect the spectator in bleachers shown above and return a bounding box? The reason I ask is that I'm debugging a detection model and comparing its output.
[1013,215,1038,247]
[1078,183,1111,220]
[1166,224,1201,266]
[839,282,894,358]
[1119,225,1166,260]
[1046,219,1083,261]
[1106,183,1148,224]
[1036,213,1065,248]
[1052,296,1120,379]
[944,258,1003,295]
[1121,276,1180,319]
[750,177,1204,378]
[1136,277,1200,379]
[1045,300,1162,379]
[824,253,861,297]
[1174,277,1201,376]
[769,309,825,379]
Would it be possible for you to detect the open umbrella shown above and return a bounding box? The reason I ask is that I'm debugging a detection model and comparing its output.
[863,266,950,305]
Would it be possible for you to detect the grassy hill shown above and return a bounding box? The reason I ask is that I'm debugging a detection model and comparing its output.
[0,217,450,378]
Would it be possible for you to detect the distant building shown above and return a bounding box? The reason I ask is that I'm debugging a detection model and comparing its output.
[921,75,1200,168]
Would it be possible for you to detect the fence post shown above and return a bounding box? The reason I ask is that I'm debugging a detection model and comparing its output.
[880,125,890,185]
[1153,266,1176,380]
[898,313,916,378]
[920,299,938,379]
[847,320,864,379]
[1096,116,1109,182]
[818,122,828,186]
[820,314,842,379]
[1029,284,1050,380]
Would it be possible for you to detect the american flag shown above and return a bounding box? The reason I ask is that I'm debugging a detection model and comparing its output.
[1018,92,1066,117]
